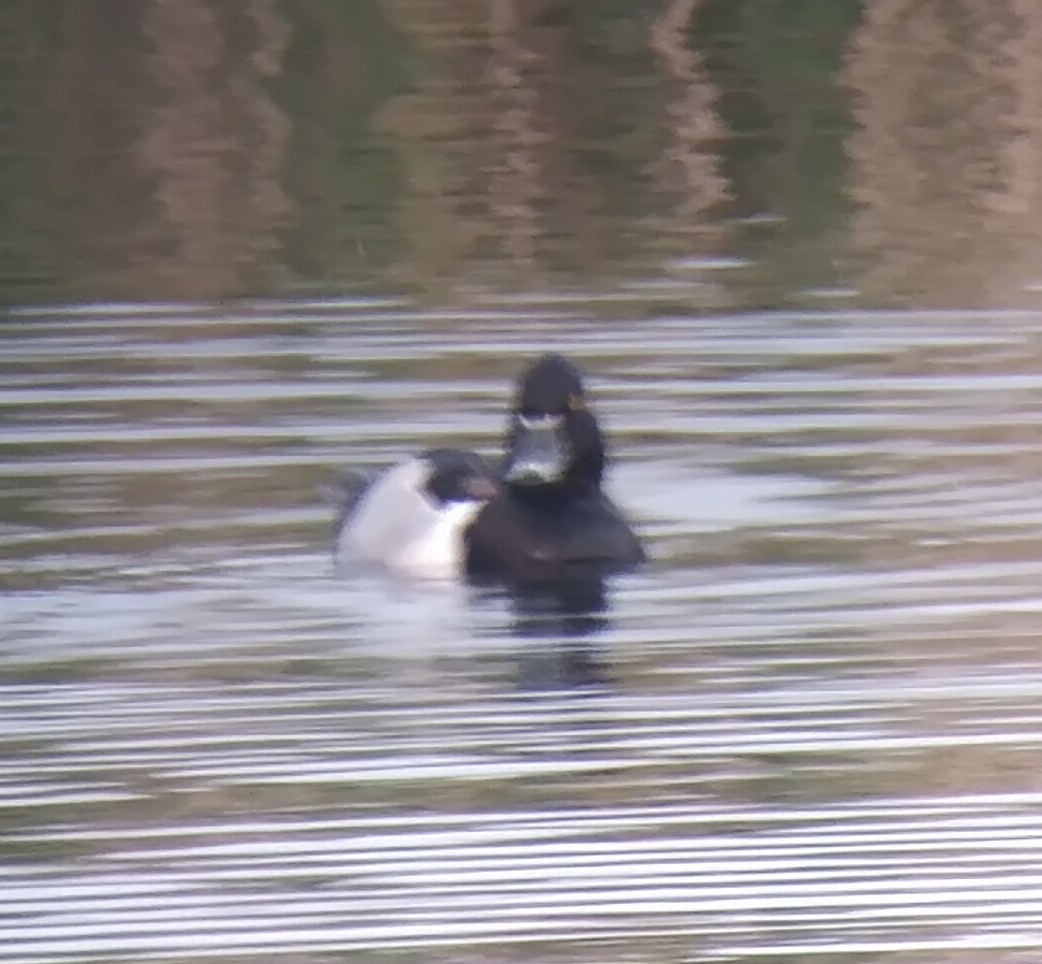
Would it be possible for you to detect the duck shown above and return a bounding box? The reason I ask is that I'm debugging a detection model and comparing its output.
[464,353,645,584]
[326,447,497,580]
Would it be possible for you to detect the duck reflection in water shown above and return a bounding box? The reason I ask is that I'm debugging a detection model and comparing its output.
[490,568,614,689]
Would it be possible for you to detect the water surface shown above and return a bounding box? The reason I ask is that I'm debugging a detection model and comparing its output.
[4,301,1042,961]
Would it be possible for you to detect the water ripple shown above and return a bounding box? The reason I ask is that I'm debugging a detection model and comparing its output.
[4,302,1042,961]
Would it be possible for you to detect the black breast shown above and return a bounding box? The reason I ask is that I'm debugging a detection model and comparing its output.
[464,489,644,584]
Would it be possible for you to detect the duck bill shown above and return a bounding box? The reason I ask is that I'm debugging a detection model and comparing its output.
[505,418,568,486]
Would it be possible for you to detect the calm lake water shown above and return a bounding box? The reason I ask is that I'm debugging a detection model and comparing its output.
[5,296,1042,962]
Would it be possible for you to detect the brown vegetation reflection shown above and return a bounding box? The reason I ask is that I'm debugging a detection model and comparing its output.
[381,0,602,288]
[845,0,1042,306]
[382,0,728,292]
[135,0,291,298]
[36,0,290,300]
[5,0,734,302]
[647,0,729,259]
